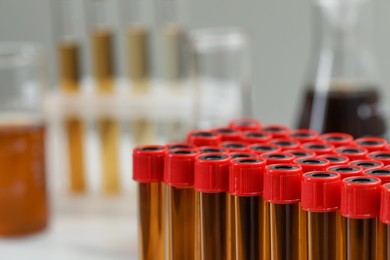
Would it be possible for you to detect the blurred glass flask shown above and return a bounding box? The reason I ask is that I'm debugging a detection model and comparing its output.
[0,43,48,236]
[189,28,252,130]
[297,0,386,137]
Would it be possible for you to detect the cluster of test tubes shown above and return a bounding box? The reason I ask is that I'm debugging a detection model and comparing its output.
[133,118,390,260]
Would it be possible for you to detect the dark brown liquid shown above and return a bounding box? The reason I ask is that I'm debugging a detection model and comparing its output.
[298,88,386,138]
[0,124,48,236]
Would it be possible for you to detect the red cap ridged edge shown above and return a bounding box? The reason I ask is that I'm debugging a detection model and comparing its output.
[164,149,198,187]
[380,183,390,224]
[263,164,303,204]
[133,145,166,183]
[354,137,388,152]
[301,171,341,212]
[229,158,266,196]
[368,151,390,166]
[318,154,350,166]
[295,158,330,173]
[350,159,384,170]
[187,130,222,147]
[363,168,390,184]
[327,165,363,180]
[320,133,353,147]
[341,176,382,219]
[336,146,368,161]
[228,118,262,131]
[289,129,319,143]
[194,153,231,193]
[240,130,272,144]
[261,152,296,166]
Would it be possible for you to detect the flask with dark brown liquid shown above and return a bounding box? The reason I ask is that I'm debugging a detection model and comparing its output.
[297,0,386,138]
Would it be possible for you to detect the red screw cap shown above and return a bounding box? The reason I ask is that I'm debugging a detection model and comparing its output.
[198,146,227,154]
[350,159,384,170]
[240,130,272,144]
[364,168,390,184]
[285,149,316,159]
[341,176,382,219]
[354,137,388,152]
[320,133,353,147]
[318,154,350,167]
[262,125,290,139]
[261,152,295,165]
[228,118,261,131]
[221,141,249,152]
[368,151,390,166]
[229,158,266,196]
[295,158,330,173]
[194,153,231,193]
[229,152,258,160]
[164,149,199,187]
[328,165,363,180]
[335,146,368,161]
[289,129,319,143]
[270,138,301,151]
[187,130,222,147]
[166,143,196,150]
[263,164,303,204]
[301,171,341,212]
[380,183,390,224]
[302,142,335,155]
[249,143,281,156]
[212,127,241,141]
[133,145,166,183]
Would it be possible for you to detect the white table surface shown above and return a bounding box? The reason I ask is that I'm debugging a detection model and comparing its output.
[0,194,139,260]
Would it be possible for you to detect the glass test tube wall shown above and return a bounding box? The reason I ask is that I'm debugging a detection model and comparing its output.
[189,28,253,130]
[56,0,86,193]
[88,0,120,195]
[0,43,48,236]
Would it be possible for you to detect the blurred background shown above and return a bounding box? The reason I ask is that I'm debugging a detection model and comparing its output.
[1,0,390,259]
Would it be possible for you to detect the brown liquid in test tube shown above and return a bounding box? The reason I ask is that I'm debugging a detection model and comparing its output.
[340,176,382,260]
[263,164,302,260]
[164,149,198,260]
[379,183,390,260]
[59,41,86,193]
[133,145,166,260]
[229,158,266,260]
[91,29,120,194]
[301,172,341,260]
[194,153,230,260]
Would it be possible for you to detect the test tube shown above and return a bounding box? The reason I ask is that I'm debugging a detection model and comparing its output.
[379,183,390,260]
[229,158,266,260]
[189,28,253,129]
[340,176,381,260]
[263,164,302,260]
[228,118,262,131]
[301,142,335,155]
[212,127,241,141]
[288,129,319,143]
[295,158,330,173]
[354,137,388,152]
[56,0,86,193]
[317,154,350,166]
[88,0,120,194]
[270,138,301,151]
[194,153,230,259]
[260,152,295,165]
[301,171,341,260]
[350,159,384,170]
[335,146,369,161]
[187,130,222,147]
[239,130,272,144]
[367,151,390,166]
[327,165,364,180]
[319,133,354,147]
[164,149,198,259]
[132,145,165,260]
[262,125,290,139]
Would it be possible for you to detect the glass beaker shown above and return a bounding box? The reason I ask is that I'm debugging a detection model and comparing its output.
[189,28,252,130]
[297,0,386,138]
[0,43,48,236]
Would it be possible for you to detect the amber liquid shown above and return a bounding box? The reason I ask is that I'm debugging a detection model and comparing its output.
[227,195,237,260]
[199,193,227,260]
[138,183,164,260]
[0,124,48,236]
[166,186,195,260]
[298,88,386,138]
[307,212,338,260]
[58,42,86,193]
[269,203,300,260]
[235,196,263,260]
[377,222,389,260]
[341,217,378,260]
